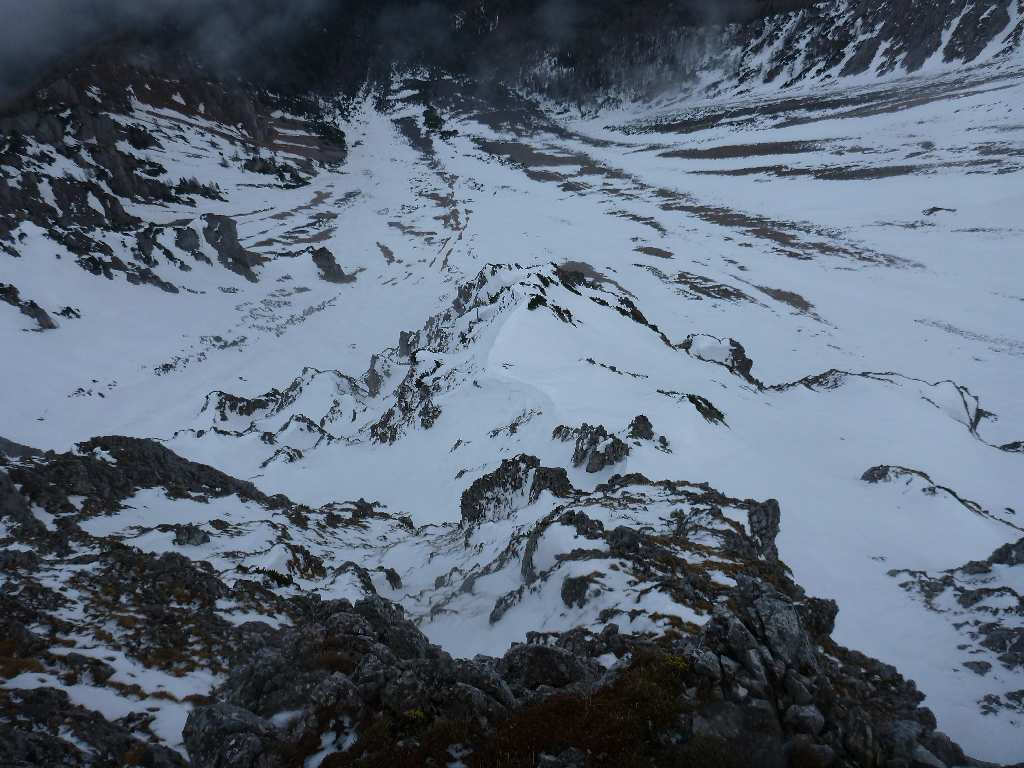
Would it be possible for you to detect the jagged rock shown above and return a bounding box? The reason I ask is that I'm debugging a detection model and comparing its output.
[680,334,761,387]
[2,438,978,768]
[628,414,655,440]
[749,498,782,561]
[785,703,825,735]
[496,643,602,695]
[7,435,274,516]
[460,454,572,525]
[182,703,283,768]
[889,535,1024,674]
[0,282,56,330]
[202,215,266,282]
[560,574,596,609]
[310,246,355,284]
[174,523,211,546]
[0,687,187,768]
[553,422,630,473]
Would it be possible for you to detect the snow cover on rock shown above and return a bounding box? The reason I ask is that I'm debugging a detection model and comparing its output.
[2,6,1024,764]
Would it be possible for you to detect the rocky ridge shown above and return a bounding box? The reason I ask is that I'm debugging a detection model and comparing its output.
[1,435,1003,768]
[1,1,1023,764]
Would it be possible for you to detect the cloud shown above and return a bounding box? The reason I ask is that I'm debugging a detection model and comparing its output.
[0,0,339,103]
[0,0,784,105]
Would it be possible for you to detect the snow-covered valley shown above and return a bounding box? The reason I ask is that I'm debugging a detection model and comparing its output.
[2,3,1023,765]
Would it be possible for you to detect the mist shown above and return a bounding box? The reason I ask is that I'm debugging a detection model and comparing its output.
[0,0,801,105]
[0,0,341,103]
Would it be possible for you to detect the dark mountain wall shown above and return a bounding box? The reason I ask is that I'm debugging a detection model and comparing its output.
[0,0,816,106]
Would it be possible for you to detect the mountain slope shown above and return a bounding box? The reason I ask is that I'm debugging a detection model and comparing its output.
[2,2,1024,765]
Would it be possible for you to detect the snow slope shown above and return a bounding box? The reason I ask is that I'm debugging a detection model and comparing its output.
[2,39,1023,767]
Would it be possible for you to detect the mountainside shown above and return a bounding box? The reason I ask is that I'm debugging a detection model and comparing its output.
[2,1,1023,766]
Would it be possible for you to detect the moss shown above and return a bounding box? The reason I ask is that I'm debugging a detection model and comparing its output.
[0,656,44,678]
[403,707,428,723]
[662,654,689,674]
[326,650,741,767]
[120,744,150,766]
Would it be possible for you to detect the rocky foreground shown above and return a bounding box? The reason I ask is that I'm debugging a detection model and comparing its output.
[2,436,1018,767]
[2,1,1024,764]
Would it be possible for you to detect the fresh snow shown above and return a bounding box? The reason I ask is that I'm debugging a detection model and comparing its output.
[2,57,1023,761]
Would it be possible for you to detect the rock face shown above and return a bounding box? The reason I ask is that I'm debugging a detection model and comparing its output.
[0,687,187,768]
[310,247,356,284]
[511,0,1024,102]
[202,215,267,282]
[460,454,573,525]
[0,437,983,767]
[552,422,631,473]
[0,282,56,330]
[174,584,970,768]
[1,2,1022,764]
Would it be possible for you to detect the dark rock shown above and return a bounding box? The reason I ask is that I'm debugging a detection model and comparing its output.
[0,687,187,767]
[862,465,893,483]
[174,523,211,546]
[560,574,595,609]
[310,247,355,284]
[691,700,785,767]
[989,537,1024,567]
[202,215,266,282]
[59,652,116,684]
[0,282,56,330]
[748,498,781,561]
[538,747,587,767]
[785,703,825,735]
[182,703,283,768]
[174,225,201,255]
[497,643,602,694]
[552,422,630,473]
[460,454,572,525]
[0,470,46,537]
[607,525,643,553]
[627,414,654,440]
[0,618,46,657]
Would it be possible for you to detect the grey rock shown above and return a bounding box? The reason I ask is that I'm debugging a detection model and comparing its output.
[553,422,630,473]
[183,703,282,768]
[202,214,266,282]
[910,744,947,768]
[310,247,355,284]
[748,498,781,561]
[785,704,825,735]
[497,643,602,694]
[627,414,654,440]
[560,574,595,609]
[174,523,211,546]
[460,454,572,525]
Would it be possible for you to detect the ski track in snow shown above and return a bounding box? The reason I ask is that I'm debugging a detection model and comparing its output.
[2,62,1024,760]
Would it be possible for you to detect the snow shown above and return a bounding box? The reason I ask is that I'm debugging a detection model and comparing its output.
[1,52,1023,761]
